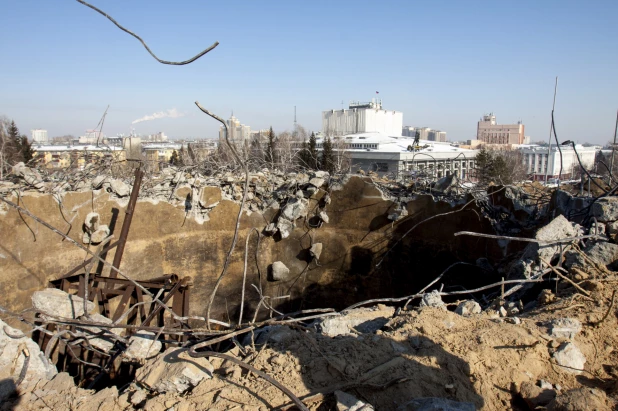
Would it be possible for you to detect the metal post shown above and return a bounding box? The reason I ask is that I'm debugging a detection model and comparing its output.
[110,166,144,277]
[545,77,558,184]
[610,110,618,186]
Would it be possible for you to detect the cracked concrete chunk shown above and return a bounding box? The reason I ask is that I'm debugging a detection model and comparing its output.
[76,314,123,352]
[455,300,481,317]
[309,177,325,188]
[335,390,374,411]
[310,243,323,260]
[84,212,100,233]
[419,290,445,309]
[317,306,395,337]
[89,224,110,244]
[264,222,277,235]
[281,197,308,221]
[271,261,291,281]
[319,210,330,224]
[109,179,131,197]
[32,288,94,319]
[590,197,618,222]
[123,331,162,361]
[199,186,222,208]
[553,342,586,374]
[549,318,581,340]
[136,348,214,394]
[276,218,294,239]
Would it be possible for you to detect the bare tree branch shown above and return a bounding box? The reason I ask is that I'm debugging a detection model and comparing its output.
[76,0,219,65]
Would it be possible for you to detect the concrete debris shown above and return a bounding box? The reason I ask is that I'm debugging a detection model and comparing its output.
[455,300,481,317]
[31,288,94,319]
[433,173,459,194]
[88,224,110,244]
[581,241,618,267]
[276,218,294,239]
[552,342,586,375]
[538,289,556,305]
[123,331,162,361]
[590,196,618,222]
[0,318,57,400]
[319,210,330,224]
[76,313,123,352]
[281,197,308,221]
[264,222,277,235]
[11,162,45,190]
[136,348,214,394]
[334,390,375,411]
[519,381,556,409]
[419,290,445,309]
[546,387,611,411]
[199,186,221,208]
[130,389,147,406]
[396,397,475,411]
[271,261,291,281]
[91,175,108,189]
[309,177,325,188]
[109,178,131,197]
[84,212,100,233]
[310,243,323,260]
[317,305,395,337]
[548,318,582,340]
[388,206,408,221]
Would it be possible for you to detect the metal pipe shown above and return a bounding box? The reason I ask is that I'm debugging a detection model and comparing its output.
[610,109,618,186]
[110,167,144,277]
[545,76,558,184]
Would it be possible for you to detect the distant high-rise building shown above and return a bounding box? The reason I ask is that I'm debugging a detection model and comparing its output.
[322,99,403,137]
[219,114,251,142]
[402,126,447,142]
[31,129,48,143]
[476,113,524,145]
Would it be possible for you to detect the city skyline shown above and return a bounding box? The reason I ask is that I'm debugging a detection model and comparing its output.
[1,0,616,143]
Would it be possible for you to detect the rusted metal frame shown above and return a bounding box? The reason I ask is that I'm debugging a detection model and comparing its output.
[112,285,135,322]
[109,167,144,278]
[141,279,184,327]
[135,287,147,323]
[57,240,120,280]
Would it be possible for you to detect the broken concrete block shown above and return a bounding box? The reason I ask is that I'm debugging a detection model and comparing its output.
[109,179,131,197]
[136,348,214,394]
[76,313,123,352]
[0,318,57,398]
[396,397,475,411]
[310,243,323,260]
[319,210,330,224]
[590,197,618,222]
[89,224,110,245]
[276,218,294,239]
[519,381,556,409]
[308,177,325,188]
[271,261,291,281]
[130,390,147,406]
[334,390,374,411]
[32,288,94,319]
[281,197,308,221]
[549,318,581,340]
[123,331,162,361]
[455,300,481,317]
[317,306,395,337]
[84,212,100,233]
[553,342,586,375]
[314,171,329,178]
[264,222,277,235]
[174,185,192,202]
[583,241,618,267]
[91,175,108,189]
[12,162,45,189]
[419,290,445,309]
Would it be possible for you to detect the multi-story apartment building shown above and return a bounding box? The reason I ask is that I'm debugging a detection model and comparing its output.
[322,99,403,137]
[477,113,524,145]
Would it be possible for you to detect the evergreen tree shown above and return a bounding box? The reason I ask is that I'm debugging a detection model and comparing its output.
[20,135,34,163]
[7,120,22,163]
[265,126,277,167]
[298,138,310,169]
[307,132,318,170]
[320,136,335,173]
[473,147,493,185]
[170,150,180,166]
[490,153,509,184]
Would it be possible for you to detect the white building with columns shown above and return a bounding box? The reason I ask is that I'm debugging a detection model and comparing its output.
[517,144,598,181]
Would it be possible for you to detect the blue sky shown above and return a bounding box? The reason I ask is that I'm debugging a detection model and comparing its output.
[1,0,616,143]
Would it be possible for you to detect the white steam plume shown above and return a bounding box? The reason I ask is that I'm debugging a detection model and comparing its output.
[132,108,185,124]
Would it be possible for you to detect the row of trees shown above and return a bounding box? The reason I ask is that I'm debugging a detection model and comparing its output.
[473,147,527,185]
[0,117,34,179]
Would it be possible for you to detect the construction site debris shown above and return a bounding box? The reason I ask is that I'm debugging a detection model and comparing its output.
[317,306,395,337]
[547,387,611,411]
[136,347,214,393]
[109,178,131,197]
[335,390,375,410]
[310,242,323,260]
[123,331,162,361]
[518,381,557,409]
[455,300,482,317]
[396,397,475,411]
[31,288,94,319]
[552,342,586,375]
[271,261,291,281]
[548,318,582,340]
[591,197,618,222]
[419,290,445,309]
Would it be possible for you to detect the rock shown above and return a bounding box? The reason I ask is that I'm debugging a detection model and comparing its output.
[276,218,294,239]
[313,171,329,178]
[0,318,57,399]
[334,390,374,411]
[319,211,330,224]
[32,288,94,319]
[76,313,123,352]
[538,289,556,305]
[92,175,108,189]
[84,212,101,233]
[123,331,162,361]
[130,390,147,406]
[590,197,618,222]
[455,300,481,317]
[109,179,131,197]
[582,241,618,267]
[271,261,291,281]
[174,186,192,202]
[549,318,582,340]
[89,224,110,244]
[553,342,586,374]
[519,381,556,409]
[396,397,475,411]
[281,198,308,221]
[12,163,45,189]
[317,306,395,337]
[419,290,445,309]
[512,215,577,278]
[547,387,611,411]
[433,173,459,194]
[309,177,325,188]
[310,243,323,260]
[136,348,214,394]
[264,222,277,235]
